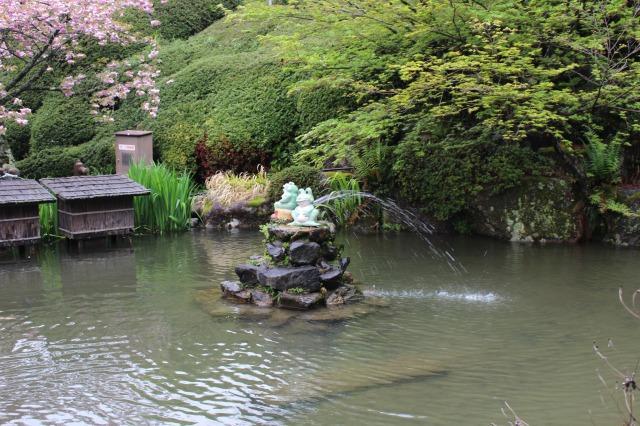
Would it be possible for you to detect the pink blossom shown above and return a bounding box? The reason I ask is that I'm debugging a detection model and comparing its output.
[0,0,159,128]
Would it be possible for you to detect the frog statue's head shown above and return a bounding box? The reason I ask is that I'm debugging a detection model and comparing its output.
[296,188,314,206]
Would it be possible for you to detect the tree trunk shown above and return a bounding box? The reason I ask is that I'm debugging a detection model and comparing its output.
[0,136,15,169]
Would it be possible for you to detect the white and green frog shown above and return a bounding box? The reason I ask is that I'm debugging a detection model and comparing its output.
[290,188,320,227]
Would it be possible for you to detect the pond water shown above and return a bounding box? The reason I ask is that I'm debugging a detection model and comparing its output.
[1,230,639,425]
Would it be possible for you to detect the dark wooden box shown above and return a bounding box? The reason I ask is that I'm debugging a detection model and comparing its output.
[0,178,55,247]
[40,175,149,240]
[58,196,135,239]
[0,203,41,247]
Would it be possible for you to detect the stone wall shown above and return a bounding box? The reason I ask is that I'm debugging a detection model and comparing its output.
[469,177,582,243]
[603,188,640,247]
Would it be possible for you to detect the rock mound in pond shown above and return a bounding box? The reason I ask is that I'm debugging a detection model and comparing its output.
[220,222,365,311]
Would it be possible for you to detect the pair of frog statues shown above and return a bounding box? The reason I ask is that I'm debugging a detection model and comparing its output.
[272,182,320,227]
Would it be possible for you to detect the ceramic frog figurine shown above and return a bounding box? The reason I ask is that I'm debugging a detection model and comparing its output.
[290,188,320,227]
[274,182,299,211]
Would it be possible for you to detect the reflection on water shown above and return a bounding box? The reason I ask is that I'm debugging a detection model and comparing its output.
[0,230,639,425]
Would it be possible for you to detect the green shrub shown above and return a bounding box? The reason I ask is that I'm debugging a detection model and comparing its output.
[16,138,114,179]
[30,95,96,152]
[268,165,327,202]
[4,122,30,161]
[155,0,240,40]
[152,57,300,170]
[290,79,356,133]
[128,162,195,233]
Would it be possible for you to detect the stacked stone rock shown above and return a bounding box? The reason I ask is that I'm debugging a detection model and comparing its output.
[220,223,363,310]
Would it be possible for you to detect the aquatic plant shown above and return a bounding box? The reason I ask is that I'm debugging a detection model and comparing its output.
[39,202,59,239]
[318,172,363,227]
[128,162,195,234]
[592,288,640,426]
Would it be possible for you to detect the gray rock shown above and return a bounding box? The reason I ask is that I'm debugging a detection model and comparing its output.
[278,292,324,310]
[220,280,242,294]
[190,218,200,228]
[250,289,274,307]
[289,240,321,265]
[326,285,363,306]
[267,242,286,262]
[320,267,343,287]
[339,257,351,272]
[267,223,336,243]
[220,281,252,303]
[258,266,321,292]
[235,264,263,286]
[322,243,339,261]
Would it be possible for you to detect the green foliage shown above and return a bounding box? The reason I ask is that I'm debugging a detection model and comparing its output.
[290,78,356,132]
[155,0,240,40]
[128,162,195,234]
[30,95,96,152]
[267,165,327,202]
[287,287,306,295]
[16,137,114,179]
[586,138,622,185]
[295,103,398,187]
[589,191,636,217]
[4,122,30,161]
[394,140,552,220]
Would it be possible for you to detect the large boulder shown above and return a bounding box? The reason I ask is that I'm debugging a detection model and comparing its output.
[469,177,581,243]
[257,266,321,292]
[278,292,324,310]
[235,264,264,286]
[289,240,321,265]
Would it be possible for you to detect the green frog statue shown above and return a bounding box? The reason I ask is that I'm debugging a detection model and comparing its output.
[290,188,320,227]
[272,182,298,221]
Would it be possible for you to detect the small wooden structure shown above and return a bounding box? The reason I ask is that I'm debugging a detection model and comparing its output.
[40,175,149,240]
[114,130,153,175]
[0,178,56,247]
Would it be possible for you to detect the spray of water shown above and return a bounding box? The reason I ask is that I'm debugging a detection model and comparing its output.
[314,190,467,273]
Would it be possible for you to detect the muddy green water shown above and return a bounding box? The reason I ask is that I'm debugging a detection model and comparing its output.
[1,231,640,425]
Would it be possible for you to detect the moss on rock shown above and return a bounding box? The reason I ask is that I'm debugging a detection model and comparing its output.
[470,177,580,243]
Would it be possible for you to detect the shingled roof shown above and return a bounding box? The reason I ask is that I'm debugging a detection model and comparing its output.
[0,177,56,205]
[39,175,150,200]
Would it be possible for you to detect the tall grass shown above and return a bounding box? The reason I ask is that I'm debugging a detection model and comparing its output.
[128,162,195,234]
[39,202,58,239]
[204,166,268,207]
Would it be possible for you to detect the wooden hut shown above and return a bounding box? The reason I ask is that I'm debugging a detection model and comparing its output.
[40,175,149,240]
[0,177,55,247]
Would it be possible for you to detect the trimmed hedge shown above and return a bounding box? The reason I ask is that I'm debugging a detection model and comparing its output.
[156,0,240,40]
[30,95,96,152]
[268,165,327,202]
[151,56,300,172]
[17,137,115,179]
[4,122,31,161]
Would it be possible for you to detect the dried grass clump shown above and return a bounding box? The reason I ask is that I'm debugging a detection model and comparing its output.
[203,166,269,208]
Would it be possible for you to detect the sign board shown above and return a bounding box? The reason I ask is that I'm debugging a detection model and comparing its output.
[118,144,136,152]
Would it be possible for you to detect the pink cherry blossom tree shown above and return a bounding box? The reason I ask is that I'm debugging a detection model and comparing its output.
[0,0,164,138]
